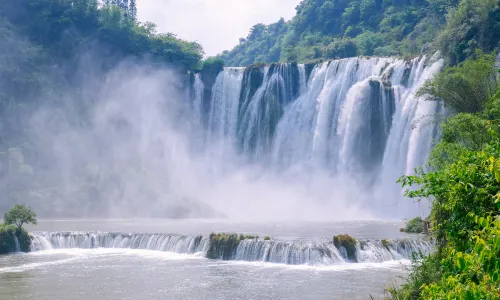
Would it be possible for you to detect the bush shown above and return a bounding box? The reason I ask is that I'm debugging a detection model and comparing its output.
[400,130,500,251]
[404,217,425,234]
[333,234,357,262]
[207,233,241,260]
[0,224,17,254]
[264,236,271,241]
[417,51,498,113]
[422,218,500,299]
[385,252,443,300]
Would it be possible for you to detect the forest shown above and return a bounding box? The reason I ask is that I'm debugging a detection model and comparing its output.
[0,0,209,216]
[218,0,500,66]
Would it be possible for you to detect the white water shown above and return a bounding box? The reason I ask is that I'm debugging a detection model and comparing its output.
[31,232,209,254]
[198,56,443,218]
[13,235,20,252]
[30,231,432,266]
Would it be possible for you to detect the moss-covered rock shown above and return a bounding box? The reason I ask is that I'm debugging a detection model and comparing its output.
[333,234,357,262]
[17,228,32,252]
[381,239,392,250]
[0,225,31,254]
[207,233,241,260]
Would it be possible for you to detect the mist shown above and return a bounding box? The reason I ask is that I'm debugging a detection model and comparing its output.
[0,43,376,221]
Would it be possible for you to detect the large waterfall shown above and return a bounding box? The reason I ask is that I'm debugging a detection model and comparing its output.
[190,55,443,218]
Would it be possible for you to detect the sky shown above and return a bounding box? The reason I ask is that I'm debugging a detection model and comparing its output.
[137,0,302,57]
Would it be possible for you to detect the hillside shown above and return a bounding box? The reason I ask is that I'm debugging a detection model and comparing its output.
[218,0,499,66]
[0,0,207,216]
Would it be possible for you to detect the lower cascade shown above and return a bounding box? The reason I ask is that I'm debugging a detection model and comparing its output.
[31,232,433,266]
[31,232,209,254]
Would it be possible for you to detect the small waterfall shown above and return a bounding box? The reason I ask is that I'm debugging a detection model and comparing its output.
[193,73,204,124]
[207,68,244,144]
[231,238,433,265]
[298,64,307,95]
[31,232,209,254]
[234,239,344,265]
[356,239,433,263]
[13,235,20,252]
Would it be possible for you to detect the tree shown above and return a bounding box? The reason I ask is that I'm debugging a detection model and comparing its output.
[4,204,37,231]
[417,51,498,113]
[129,0,137,20]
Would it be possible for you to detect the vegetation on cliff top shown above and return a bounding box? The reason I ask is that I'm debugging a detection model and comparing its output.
[219,0,500,67]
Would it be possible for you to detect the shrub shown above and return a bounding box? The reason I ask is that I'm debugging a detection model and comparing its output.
[264,236,271,241]
[385,252,443,299]
[417,51,498,113]
[422,217,500,299]
[207,233,241,260]
[404,217,425,234]
[0,224,17,254]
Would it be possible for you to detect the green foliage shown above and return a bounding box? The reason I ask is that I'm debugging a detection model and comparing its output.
[333,234,357,262]
[264,236,271,241]
[436,0,500,65]
[418,51,498,113]
[0,0,205,214]
[385,252,443,300]
[199,57,225,93]
[404,217,425,234]
[400,132,500,251]
[207,232,240,260]
[389,57,500,298]
[0,224,31,254]
[0,224,17,254]
[422,218,500,299]
[218,0,463,66]
[4,204,37,231]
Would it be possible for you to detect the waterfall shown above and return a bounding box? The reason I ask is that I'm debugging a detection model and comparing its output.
[234,239,344,265]
[191,55,444,218]
[207,68,244,145]
[30,232,432,266]
[13,235,20,252]
[31,232,209,254]
[193,73,204,125]
[356,239,434,263]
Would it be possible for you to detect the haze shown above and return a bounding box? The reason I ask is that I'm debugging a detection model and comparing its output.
[137,0,301,56]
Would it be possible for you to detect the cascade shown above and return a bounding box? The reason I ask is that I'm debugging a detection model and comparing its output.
[207,68,244,145]
[192,73,204,125]
[192,55,444,218]
[31,232,209,254]
[31,232,433,266]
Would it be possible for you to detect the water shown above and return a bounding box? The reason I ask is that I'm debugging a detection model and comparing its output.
[0,220,426,299]
[193,55,444,218]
